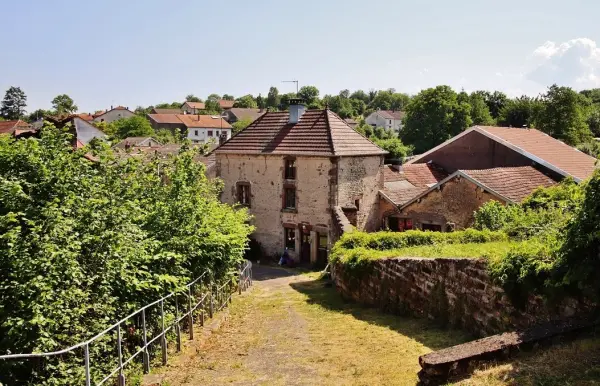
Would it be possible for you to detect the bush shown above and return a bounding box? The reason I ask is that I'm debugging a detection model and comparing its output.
[0,127,253,384]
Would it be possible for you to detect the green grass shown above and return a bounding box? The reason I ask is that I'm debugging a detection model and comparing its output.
[358,241,517,260]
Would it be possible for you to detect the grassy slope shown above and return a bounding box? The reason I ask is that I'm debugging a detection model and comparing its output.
[451,334,600,385]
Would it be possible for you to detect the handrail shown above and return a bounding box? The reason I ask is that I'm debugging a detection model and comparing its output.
[0,260,253,386]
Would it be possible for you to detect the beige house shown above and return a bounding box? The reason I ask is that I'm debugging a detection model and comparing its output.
[181,102,205,115]
[214,100,387,265]
[93,106,135,123]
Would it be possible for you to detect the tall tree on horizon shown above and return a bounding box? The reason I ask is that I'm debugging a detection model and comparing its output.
[0,86,27,120]
[51,94,77,115]
[266,87,280,109]
[185,94,202,102]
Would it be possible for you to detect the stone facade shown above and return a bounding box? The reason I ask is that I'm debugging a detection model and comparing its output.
[382,176,500,231]
[332,257,594,337]
[216,153,384,263]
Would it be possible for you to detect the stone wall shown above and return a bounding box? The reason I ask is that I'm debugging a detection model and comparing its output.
[332,257,594,337]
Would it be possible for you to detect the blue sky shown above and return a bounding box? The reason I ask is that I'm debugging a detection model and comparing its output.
[1,0,599,112]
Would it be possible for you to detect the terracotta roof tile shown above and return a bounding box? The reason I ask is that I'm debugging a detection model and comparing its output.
[177,114,232,129]
[147,114,185,124]
[377,110,405,120]
[228,108,266,121]
[218,100,234,109]
[183,102,205,110]
[151,108,182,114]
[0,120,31,134]
[461,166,557,203]
[382,163,448,205]
[215,109,386,156]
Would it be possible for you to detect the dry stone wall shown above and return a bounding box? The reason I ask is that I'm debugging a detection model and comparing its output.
[332,257,594,337]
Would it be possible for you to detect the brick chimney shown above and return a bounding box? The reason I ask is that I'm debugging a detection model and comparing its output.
[288,98,306,124]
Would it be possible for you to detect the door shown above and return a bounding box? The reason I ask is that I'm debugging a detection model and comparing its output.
[300,232,311,263]
[316,233,328,269]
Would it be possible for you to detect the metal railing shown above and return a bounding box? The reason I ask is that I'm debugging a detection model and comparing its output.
[0,260,253,385]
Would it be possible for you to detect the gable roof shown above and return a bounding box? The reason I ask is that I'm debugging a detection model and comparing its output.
[377,110,405,120]
[214,109,387,157]
[113,137,162,148]
[183,101,205,110]
[218,100,235,109]
[398,166,557,209]
[147,114,185,125]
[407,126,598,182]
[151,108,182,114]
[94,106,134,118]
[73,118,107,145]
[0,120,31,134]
[228,108,266,121]
[178,114,232,129]
[381,163,448,206]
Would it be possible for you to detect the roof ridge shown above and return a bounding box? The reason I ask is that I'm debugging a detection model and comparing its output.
[324,110,336,155]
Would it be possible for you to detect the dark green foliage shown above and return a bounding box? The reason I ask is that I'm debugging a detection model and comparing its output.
[497,96,541,128]
[0,86,27,120]
[0,127,252,384]
[107,115,155,139]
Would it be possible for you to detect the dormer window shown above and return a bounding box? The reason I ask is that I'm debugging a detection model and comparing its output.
[284,158,296,180]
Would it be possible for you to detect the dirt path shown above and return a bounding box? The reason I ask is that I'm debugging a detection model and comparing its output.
[144,265,470,386]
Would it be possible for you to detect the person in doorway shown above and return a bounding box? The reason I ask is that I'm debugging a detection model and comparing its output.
[279,248,293,267]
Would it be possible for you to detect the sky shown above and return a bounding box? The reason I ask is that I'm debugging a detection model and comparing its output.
[1,0,599,113]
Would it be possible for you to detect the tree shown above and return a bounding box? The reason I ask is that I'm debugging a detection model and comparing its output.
[372,138,413,161]
[1,86,27,120]
[580,89,600,105]
[469,93,495,125]
[222,94,235,101]
[473,90,508,119]
[297,85,320,105]
[497,96,540,128]
[51,94,78,114]
[256,94,265,109]
[27,108,50,123]
[339,89,350,99]
[279,93,297,110]
[536,85,592,145]
[232,118,253,134]
[350,90,369,104]
[401,85,472,154]
[233,95,258,108]
[266,87,281,109]
[207,94,221,102]
[587,105,600,137]
[108,115,155,139]
[185,94,202,102]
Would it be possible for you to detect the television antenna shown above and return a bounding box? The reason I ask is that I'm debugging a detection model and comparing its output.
[282,80,299,93]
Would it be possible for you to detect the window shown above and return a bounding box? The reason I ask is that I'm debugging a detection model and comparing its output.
[318,233,328,249]
[194,130,198,136]
[389,218,413,232]
[208,130,213,136]
[284,187,296,209]
[285,227,296,250]
[388,119,392,125]
[236,182,250,206]
[354,199,360,211]
[216,130,220,136]
[284,159,296,180]
[422,223,442,232]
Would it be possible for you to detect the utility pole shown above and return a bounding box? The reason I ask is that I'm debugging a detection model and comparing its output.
[282,80,299,94]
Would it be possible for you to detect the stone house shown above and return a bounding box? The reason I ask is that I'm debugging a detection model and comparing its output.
[213,100,387,265]
[365,110,405,132]
[92,106,135,123]
[147,114,186,134]
[379,125,598,231]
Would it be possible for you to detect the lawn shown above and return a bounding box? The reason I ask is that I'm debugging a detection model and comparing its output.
[353,241,518,260]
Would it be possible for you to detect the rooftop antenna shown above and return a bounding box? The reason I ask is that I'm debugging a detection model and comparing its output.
[282,80,299,94]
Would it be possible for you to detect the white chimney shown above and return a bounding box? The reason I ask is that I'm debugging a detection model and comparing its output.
[288,98,306,124]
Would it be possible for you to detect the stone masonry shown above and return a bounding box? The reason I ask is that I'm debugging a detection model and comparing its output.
[332,257,595,337]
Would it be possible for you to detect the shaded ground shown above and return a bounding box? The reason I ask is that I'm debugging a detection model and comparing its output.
[146,265,470,385]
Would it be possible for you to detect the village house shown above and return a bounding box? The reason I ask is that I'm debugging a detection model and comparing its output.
[379,126,598,231]
[365,110,405,132]
[179,114,232,144]
[113,136,163,149]
[213,99,387,265]
[181,102,205,115]
[151,108,182,114]
[222,108,266,124]
[0,119,34,136]
[218,99,234,110]
[147,114,186,133]
[92,106,135,123]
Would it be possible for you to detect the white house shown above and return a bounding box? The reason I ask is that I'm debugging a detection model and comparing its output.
[178,114,232,144]
[93,106,135,124]
[181,102,205,115]
[365,110,405,132]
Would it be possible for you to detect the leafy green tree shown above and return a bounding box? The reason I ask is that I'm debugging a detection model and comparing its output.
[369,90,409,111]
[26,108,51,123]
[108,115,155,138]
[185,94,202,102]
[51,94,78,114]
[222,94,235,101]
[497,96,541,128]
[472,90,508,119]
[350,90,369,104]
[232,118,253,134]
[266,87,281,109]
[587,106,600,137]
[372,138,412,161]
[401,85,472,153]
[339,89,350,99]
[580,89,600,105]
[279,93,297,110]
[154,101,181,110]
[322,95,354,118]
[155,128,182,144]
[0,86,27,120]
[469,93,495,125]
[207,94,221,102]
[536,85,592,145]
[134,105,152,116]
[577,141,600,158]
[297,85,320,106]
[233,95,258,108]
[256,93,266,109]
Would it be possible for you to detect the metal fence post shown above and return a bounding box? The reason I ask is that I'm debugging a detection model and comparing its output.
[160,300,167,366]
[187,287,194,341]
[142,308,150,374]
[175,295,181,352]
[84,343,91,386]
[117,325,125,386]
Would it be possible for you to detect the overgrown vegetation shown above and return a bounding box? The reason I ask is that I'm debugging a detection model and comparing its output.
[0,127,253,384]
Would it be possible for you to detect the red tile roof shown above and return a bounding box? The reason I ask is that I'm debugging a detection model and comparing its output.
[147,114,185,125]
[0,120,31,134]
[77,113,94,121]
[151,108,182,114]
[377,110,405,120]
[461,166,557,202]
[215,109,386,156]
[477,126,597,181]
[382,163,448,205]
[183,102,205,110]
[177,114,232,129]
[218,100,234,109]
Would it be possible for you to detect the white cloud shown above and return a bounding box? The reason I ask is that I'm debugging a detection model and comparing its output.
[527,38,600,89]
